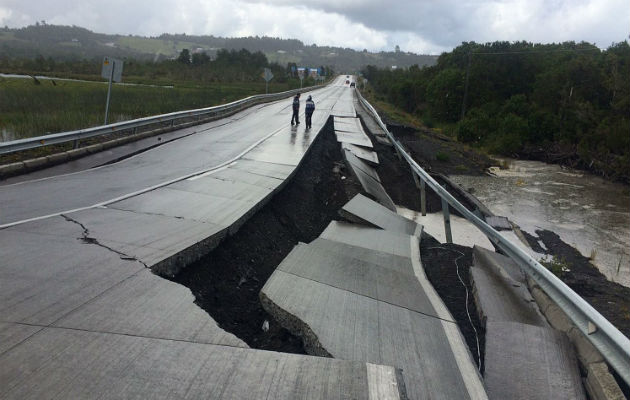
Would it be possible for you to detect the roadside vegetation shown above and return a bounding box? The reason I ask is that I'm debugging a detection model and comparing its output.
[361,41,630,182]
[0,48,331,140]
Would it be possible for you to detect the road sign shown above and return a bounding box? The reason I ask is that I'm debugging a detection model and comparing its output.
[262,68,274,94]
[262,68,274,82]
[101,57,123,83]
[101,57,124,125]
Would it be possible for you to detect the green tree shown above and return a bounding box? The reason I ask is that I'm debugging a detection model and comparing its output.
[177,49,191,64]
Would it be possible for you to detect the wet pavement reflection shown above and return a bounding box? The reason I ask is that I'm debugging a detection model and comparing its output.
[450,159,630,287]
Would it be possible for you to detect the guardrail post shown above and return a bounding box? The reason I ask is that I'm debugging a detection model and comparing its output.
[411,171,427,216]
[72,139,79,149]
[441,196,453,244]
[412,170,421,189]
[420,179,427,216]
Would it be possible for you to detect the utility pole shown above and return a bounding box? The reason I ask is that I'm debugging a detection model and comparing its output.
[461,52,472,120]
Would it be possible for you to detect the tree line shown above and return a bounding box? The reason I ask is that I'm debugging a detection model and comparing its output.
[362,41,629,182]
[0,47,335,86]
[0,24,436,72]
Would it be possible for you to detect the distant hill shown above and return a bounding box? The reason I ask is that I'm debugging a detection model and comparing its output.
[0,24,437,72]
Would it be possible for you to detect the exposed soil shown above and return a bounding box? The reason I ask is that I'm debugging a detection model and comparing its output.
[419,235,485,372]
[385,122,493,177]
[170,117,361,353]
[361,118,485,219]
[524,229,630,340]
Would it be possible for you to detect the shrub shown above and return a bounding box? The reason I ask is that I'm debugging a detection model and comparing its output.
[436,152,450,162]
[541,256,571,277]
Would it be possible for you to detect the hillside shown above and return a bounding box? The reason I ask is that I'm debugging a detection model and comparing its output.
[362,40,630,183]
[0,24,437,72]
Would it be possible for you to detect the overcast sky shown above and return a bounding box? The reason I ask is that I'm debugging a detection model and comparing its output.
[0,0,627,54]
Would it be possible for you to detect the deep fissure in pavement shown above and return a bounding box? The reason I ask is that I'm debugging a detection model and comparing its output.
[170,117,361,353]
[170,110,486,363]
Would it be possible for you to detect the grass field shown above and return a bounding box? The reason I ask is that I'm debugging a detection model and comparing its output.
[116,37,203,58]
[0,77,299,141]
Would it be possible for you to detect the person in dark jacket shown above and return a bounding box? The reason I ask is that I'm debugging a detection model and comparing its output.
[291,93,301,125]
[305,95,315,129]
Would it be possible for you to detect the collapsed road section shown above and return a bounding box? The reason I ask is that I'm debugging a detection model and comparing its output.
[1,81,411,398]
[1,78,607,398]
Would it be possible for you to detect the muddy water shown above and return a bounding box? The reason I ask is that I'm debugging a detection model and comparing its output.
[450,159,630,287]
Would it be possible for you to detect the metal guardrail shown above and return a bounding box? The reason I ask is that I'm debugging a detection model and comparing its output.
[356,88,630,386]
[0,85,317,155]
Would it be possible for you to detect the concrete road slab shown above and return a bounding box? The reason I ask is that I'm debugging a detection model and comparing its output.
[343,150,396,212]
[308,238,414,276]
[209,165,285,190]
[485,215,512,231]
[341,193,421,236]
[243,148,305,166]
[72,206,222,253]
[0,83,344,226]
[335,131,373,148]
[277,243,437,316]
[62,207,226,276]
[341,142,379,165]
[473,245,527,284]
[331,98,356,117]
[333,118,363,134]
[484,321,586,400]
[320,221,412,258]
[398,207,495,249]
[227,159,295,181]
[344,149,381,182]
[53,269,246,347]
[471,267,547,326]
[472,246,546,326]
[110,187,256,227]
[262,270,485,400]
[0,327,406,400]
[171,175,274,204]
[333,116,360,127]
[1,220,145,325]
[0,323,42,354]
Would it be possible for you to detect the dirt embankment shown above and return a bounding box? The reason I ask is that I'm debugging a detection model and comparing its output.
[372,116,630,360]
[170,118,361,353]
[170,115,488,367]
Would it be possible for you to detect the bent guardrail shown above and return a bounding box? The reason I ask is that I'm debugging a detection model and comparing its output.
[355,88,630,386]
[0,85,317,155]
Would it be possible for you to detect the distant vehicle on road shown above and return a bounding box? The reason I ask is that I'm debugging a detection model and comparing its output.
[350,82,355,87]
[345,80,350,84]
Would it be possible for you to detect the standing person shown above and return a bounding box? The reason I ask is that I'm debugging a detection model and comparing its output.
[305,95,315,129]
[291,92,301,125]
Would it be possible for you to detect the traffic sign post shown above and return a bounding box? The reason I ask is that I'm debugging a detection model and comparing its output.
[262,68,274,94]
[101,57,123,125]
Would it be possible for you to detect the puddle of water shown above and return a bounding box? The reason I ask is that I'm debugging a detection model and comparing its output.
[451,159,630,287]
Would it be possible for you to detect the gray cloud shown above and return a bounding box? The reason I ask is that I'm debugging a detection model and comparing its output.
[0,0,627,54]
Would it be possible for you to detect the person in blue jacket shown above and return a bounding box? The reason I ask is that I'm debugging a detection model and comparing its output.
[291,93,301,125]
[305,95,315,129]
